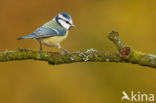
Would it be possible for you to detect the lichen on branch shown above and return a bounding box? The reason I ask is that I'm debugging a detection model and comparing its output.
[0,31,156,68]
[108,31,156,68]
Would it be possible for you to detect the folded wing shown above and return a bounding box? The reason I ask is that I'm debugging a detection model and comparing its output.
[33,27,66,38]
[17,27,66,40]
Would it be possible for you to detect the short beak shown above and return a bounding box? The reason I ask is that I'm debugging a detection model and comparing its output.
[71,24,75,27]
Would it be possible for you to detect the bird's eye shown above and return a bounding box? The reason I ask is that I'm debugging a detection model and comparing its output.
[65,21,70,24]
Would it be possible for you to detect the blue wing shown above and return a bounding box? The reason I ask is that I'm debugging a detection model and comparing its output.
[32,27,66,38]
[17,27,66,40]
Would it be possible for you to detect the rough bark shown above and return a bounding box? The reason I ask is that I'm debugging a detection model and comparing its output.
[0,31,156,68]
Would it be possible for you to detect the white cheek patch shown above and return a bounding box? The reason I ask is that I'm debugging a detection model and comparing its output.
[58,19,70,30]
[58,14,73,25]
[58,14,69,22]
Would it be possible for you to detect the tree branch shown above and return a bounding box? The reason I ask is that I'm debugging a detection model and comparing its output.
[0,31,156,68]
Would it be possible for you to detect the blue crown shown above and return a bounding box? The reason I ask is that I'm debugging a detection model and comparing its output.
[61,12,72,20]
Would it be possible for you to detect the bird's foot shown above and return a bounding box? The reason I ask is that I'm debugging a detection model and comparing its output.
[61,50,68,55]
[40,49,43,55]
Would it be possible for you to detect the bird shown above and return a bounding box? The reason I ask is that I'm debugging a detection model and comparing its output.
[17,12,75,55]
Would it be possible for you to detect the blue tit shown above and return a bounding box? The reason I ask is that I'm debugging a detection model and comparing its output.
[17,12,75,54]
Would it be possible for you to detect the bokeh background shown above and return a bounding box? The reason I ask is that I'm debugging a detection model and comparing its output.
[0,0,156,103]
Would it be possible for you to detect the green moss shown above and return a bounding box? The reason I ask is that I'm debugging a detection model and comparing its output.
[0,31,155,68]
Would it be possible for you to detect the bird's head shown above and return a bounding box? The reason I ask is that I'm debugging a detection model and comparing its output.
[54,12,75,30]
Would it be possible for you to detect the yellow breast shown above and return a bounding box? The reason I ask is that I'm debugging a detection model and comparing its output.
[38,31,68,47]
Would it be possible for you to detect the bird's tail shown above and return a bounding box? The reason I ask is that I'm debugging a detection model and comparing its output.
[17,34,36,40]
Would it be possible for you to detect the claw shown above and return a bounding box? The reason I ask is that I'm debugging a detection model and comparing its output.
[57,45,68,55]
[61,50,68,55]
[40,43,43,54]
[40,49,42,54]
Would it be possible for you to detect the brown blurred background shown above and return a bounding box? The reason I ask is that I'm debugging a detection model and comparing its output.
[0,0,156,103]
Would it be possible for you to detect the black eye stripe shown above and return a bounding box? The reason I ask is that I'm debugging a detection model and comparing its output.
[65,21,70,24]
[58,18,71,25]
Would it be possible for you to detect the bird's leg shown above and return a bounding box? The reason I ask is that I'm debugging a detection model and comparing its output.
[57,45,68,55]
[40,43,43,54]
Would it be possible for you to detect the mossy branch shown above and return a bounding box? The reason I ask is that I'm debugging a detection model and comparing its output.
[0,31,156,68]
